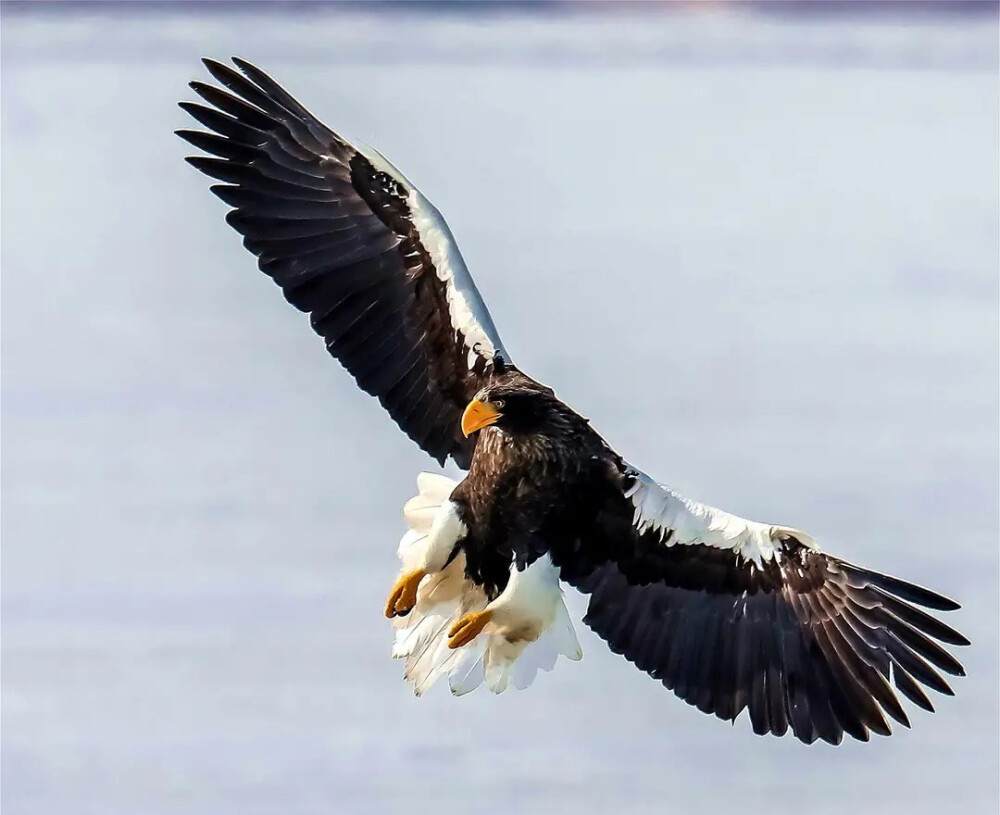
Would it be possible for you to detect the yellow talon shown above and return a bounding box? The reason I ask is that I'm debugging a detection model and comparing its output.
[384,569,426,618]
[447,609,493,649]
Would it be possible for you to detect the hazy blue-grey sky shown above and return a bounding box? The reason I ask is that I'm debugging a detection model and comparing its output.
[3,6,997,814]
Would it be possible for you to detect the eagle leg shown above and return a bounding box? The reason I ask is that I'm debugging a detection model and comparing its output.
[447,609,494,649]
[384,569,426,618]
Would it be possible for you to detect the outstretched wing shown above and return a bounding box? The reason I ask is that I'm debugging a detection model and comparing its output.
[178,57,509,467]
[570,465,969,745]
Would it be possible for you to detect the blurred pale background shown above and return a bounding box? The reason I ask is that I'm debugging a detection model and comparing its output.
[2,3,998,814]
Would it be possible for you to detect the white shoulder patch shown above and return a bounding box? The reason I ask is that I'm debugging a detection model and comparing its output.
[355,142,507,370]
[623,464,819,566]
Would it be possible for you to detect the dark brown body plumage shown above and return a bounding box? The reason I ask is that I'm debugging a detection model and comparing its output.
[450,375,616,598]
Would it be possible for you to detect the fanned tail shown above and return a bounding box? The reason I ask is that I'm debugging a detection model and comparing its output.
[391,473,581,696]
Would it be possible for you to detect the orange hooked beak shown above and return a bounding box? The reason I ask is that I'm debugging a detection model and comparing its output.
[461,399,502,437]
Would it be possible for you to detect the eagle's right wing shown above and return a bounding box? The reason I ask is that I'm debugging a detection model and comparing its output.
[178,58,510,468]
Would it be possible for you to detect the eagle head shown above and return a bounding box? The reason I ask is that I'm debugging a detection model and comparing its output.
[461,383,578,440]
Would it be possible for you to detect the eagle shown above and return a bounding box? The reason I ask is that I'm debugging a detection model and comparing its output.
[178,57,968,745]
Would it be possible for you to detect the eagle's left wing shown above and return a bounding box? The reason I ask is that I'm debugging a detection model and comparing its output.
[571,465,969,745]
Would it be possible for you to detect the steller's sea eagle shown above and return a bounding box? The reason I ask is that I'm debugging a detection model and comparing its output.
[178,57,968,745]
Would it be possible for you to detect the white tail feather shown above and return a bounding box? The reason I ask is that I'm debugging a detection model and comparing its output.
[415,472,456,502]
[448,641,487,696]
[391,472,582,696]
[402,500,439,535]
[401,474,455,535]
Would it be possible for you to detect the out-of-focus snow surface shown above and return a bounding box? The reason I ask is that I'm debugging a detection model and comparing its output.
[2,9,997,815]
